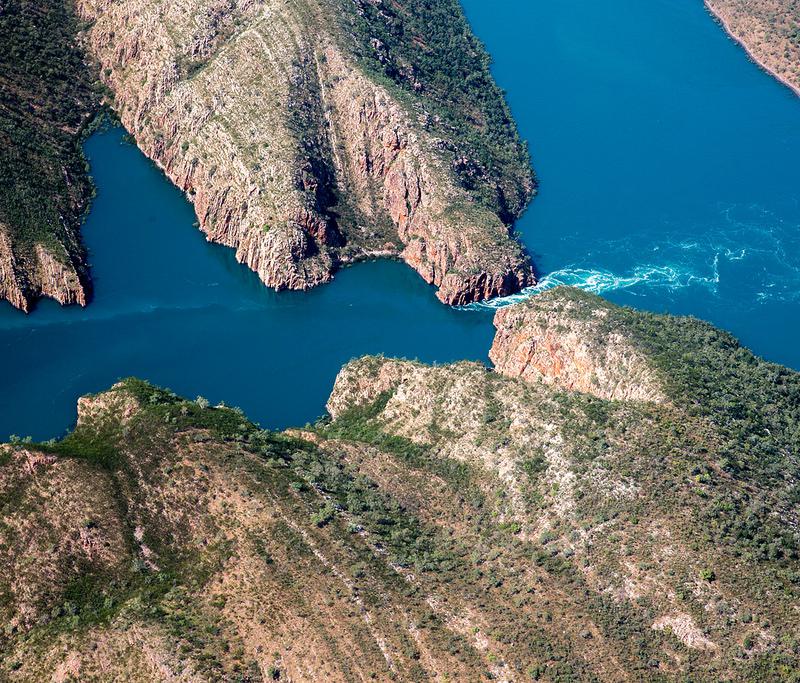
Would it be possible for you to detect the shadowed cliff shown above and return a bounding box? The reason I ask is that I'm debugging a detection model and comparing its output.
[0,0,99,311]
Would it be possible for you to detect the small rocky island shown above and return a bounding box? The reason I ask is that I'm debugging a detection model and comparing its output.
[2,289,798,681]
[0,0,534,311]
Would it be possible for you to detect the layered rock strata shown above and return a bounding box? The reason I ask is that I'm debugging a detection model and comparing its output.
[74,0,535,304]
[0,230,88,312]
[489,289,667,402]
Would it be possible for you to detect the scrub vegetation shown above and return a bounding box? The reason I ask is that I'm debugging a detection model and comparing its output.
[2,288,798,680]
[706,0,800,94]
[333,0,534,220]
[0,0,99,256]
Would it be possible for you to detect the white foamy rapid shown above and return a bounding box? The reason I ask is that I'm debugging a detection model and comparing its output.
[462,206,800,311]
[462,261,721,310]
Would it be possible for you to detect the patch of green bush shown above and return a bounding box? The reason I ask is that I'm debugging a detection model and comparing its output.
[0,0,100,260]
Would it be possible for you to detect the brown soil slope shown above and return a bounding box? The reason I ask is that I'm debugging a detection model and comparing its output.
[2,288,799,681]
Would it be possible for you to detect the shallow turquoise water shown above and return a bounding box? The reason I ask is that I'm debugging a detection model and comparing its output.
[1,0,799,440]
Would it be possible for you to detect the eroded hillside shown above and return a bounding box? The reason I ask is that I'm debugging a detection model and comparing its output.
[2,288,799,681]
[706,0,800,95]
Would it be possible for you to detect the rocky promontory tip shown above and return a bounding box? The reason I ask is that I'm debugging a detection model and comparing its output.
[2,0,535,310]
[0,230,89,313]
[0,0,97,312]
[489,287,666,401]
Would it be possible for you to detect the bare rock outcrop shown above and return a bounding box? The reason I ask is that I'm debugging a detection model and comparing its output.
[317,288,800,678]
[74,0,534,304]
[0,229,88,312]
[489,288,667,402]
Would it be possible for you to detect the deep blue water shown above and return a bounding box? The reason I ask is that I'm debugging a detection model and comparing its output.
[462,0,800,361]
[1,0,799,440]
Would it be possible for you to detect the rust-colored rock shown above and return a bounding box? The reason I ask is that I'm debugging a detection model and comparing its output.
[0,229,88,313]
[489,288,666,402]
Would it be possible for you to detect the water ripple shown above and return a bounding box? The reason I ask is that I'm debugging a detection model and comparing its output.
[464,204,800,310]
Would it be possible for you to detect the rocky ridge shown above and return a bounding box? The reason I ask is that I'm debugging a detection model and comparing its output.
[2,288,799,680]
[73,0,535,305]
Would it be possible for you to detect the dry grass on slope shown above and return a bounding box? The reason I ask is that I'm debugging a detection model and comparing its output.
[2,289,799,681]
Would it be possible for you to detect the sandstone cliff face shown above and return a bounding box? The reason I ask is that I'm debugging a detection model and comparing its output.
[0,229,88,312]
[705,0,800,96]
[74,0,534,304]
[0,230,29,312]
[489,288,667,403]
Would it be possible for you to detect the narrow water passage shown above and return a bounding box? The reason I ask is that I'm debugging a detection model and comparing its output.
[461,0,800,366]
[1,0,799,440]
[0,127,494,441]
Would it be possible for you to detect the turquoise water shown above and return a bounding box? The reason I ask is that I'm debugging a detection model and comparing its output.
[1,0,799,440]
[0,128,494,440]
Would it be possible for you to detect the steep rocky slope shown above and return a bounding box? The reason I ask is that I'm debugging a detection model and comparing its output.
[706,0,800,95]
[2,288,799,681]
[488,294,667,402]
[0,0,534,311]
[0,0,98,311]
[71,0,535,305]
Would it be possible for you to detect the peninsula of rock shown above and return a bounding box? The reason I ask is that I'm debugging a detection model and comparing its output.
[1,0,536,310]
[2,288,798,681]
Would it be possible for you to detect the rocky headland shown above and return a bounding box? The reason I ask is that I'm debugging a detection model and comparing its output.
[0,0,98,311]
[2,288,798,681]
[1,0,535,310]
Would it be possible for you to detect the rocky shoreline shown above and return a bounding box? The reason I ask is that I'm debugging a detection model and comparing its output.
[75,0,535,306]
[705,0,800,97]
[0,233,88,313]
